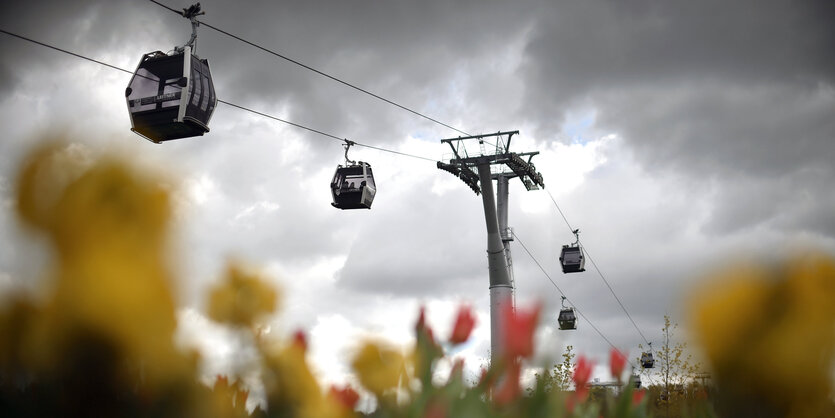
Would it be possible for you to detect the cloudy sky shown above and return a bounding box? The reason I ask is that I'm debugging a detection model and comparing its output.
[1,0,833,402]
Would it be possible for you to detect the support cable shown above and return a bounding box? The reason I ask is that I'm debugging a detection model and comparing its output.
[546,188,652,346]
[148,0,471,137]
[512,229,658,386]
[513,232,624,362]
[2,25,661,387]
[0,28,436,163]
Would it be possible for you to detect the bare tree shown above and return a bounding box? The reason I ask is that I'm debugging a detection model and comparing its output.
[639,315,703,417]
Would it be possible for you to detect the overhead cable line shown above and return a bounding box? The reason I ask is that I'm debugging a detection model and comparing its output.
[0,28,436,163]
[545,188,652,346]
[3,26,661,386]
[0,29,129,75]
[513,230,657,386]
[148,0,472,137]
[513,231,620,354]
[155,0,653,349]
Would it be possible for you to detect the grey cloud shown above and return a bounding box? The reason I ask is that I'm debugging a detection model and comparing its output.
[516,0,835,241]
[336,179,488,296]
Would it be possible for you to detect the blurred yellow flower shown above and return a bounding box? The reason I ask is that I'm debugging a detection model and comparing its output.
[688,253,835,416]
[688,264,772,369]
[209,375,251,418]
[16,141,89,231]
[208,262,279,327]
[14,143,190,385]
[262,340,349,418]
[351,340,406,397]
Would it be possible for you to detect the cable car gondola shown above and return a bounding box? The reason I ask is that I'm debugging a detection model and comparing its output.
[559,229,585,273]
[331,141,376,210]
[557,296,577,330]
[125,4,217,143]
[641,342,655,369]
[630,373,641,388]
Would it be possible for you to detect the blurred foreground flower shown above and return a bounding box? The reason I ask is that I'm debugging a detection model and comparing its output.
[631,388,646,406]
[609,349,627,383]
[502,300,542,360]
[15,143,188,382]
[688,253,835,417]
[572,355,593,402]
[209,262,279,328]
[260,335,348,418]
[351,340,406,398]
[328,384,360,411]
[2,142,198,415]
[449,304,476,345]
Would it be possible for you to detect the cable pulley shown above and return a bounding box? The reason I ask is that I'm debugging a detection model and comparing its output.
[176,3,204,53]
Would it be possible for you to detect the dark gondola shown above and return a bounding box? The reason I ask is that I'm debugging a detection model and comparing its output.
[557,296,577,330]
[126,46,217,143]
[331,141,376,210]
[641,352,655,368]
[559,229,585,273]
[641,343,655,368]
[630,374,641,388]
[125,3,216,143]
[558,309,577,330]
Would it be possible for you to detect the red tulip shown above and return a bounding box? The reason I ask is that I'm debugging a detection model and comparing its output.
[293,329,307,352]
[502,300,542,359]
[448,357,465,382]
[328,385,360,410]
[632,388,646,406]
[415,305,427,331]
[449,305,476,344]
[609,348,627,380]
[492,359,522,406]
[573,355,593,388]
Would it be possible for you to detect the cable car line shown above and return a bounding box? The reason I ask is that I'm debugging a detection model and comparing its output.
[148,0,472,137]
[4,20,647,328]
[545,188,652,346]
[0,28,436,163]
[3,25,662,383]
[216,99,343,142]
[512,230,658,385]
[583,245,651,345]
[512,231,618,353]
[0,29,131,76]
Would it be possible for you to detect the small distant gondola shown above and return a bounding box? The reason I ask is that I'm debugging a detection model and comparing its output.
[557,296,577,330]
[630,374,641,388]
[125,3,216,143]
[559,229,585,273]
[641,343,655,368]
[331,141,376,210]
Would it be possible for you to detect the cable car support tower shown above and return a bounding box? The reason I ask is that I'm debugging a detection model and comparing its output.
[438,131,545,365]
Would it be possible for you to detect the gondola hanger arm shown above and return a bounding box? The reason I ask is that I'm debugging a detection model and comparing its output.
[176,3,205,53]
[343,139,356,165]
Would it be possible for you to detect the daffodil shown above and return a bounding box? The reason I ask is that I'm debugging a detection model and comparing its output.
[208,261,279,327]
[351,340,406,397]
[15,143,190,385]
[688,253,835,416]
[261,338,348,418]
